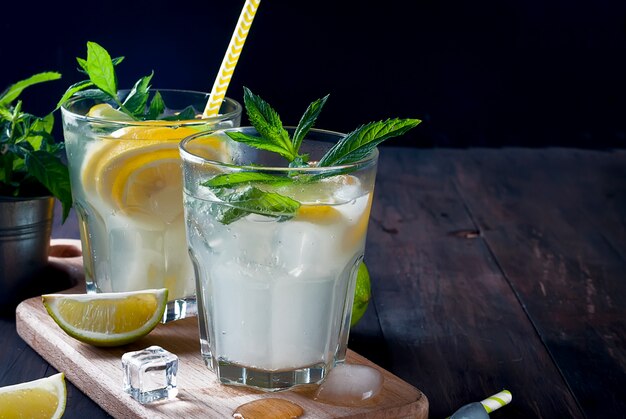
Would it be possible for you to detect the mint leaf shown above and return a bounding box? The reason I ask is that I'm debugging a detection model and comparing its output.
[203,172,293,188]
[0,107,12,120]
[56,80,94,110]
[318,118,421,167]
[25,113,55,151]
[86,41,117,98]
[123,72,153,117]
[226,131,298,161]
[0,72,62,107]
[159,105,197,121]
[112,56,125,66]
[76,57,88,74]
[243,87,297,161]
[292,94,329,152]
[146,91,165,120]
[25,150,73,221]
[213,185,300,224]
[73,88,111,101]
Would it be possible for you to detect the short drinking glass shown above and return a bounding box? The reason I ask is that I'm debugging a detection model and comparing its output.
[61,90,242,323]
[180,127,378,391]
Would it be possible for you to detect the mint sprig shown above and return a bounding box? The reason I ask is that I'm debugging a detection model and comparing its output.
[204,88,421,224]
[57,41,191,122]
[212,185,300,225]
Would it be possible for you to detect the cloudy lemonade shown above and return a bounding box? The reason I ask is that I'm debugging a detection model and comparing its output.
[181,87,418,390]
[62,91,241,322]
[185,174,372,372]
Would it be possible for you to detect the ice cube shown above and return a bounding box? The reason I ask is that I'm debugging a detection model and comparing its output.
[314,364,384,406]
[122,346,178,404]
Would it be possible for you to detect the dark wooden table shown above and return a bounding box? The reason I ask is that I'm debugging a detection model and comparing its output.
[1,148,624,418]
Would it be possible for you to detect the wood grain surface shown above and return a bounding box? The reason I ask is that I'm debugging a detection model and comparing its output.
[15,241,427,418]
[2,147,624,418]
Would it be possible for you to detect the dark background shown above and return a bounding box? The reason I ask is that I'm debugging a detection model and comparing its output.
[1,0,625,148]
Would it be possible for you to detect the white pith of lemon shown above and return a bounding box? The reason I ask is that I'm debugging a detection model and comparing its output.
[0,373,66,419]
[42,289,168,347]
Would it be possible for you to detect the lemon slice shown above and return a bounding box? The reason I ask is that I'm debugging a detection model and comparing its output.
[42,289,168,347]
[0,373,66,419]
[86,103,133,121]
[81,126,201,218]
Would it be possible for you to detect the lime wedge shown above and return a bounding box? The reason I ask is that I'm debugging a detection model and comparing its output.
[351,262,371,327]
[42,289,168,347]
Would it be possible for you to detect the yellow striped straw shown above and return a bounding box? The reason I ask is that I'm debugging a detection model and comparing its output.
[480,389,512,413]
[203,0,261,117]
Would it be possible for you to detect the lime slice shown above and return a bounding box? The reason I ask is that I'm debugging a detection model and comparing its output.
[351,262,371,327]
[0,373,66,419]
[42,289,168,347]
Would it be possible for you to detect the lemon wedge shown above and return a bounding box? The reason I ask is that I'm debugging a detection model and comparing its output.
[0,373,66,419]
[42,289,168,347]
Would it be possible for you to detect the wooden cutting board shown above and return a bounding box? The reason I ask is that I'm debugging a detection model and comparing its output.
[15,240,428,418]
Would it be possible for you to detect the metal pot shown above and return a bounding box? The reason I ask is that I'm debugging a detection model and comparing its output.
[0,196,54,312]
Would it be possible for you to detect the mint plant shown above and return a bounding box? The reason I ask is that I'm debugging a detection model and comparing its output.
[202,87,421,224]
[0,72,72,220]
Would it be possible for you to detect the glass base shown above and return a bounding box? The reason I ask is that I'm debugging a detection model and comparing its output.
[207,357,328,392]
[162,297,197,323]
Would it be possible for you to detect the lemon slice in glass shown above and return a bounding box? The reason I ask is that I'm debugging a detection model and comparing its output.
[81,126,200,219]
[42,289,168,347]
[0,373,66,419]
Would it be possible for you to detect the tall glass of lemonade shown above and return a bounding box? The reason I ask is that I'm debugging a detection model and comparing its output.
[180,126,377,390]
[61,90,241,322]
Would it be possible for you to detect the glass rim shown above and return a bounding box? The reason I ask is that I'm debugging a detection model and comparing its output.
[179,126,379,172]
[60,88,242,127]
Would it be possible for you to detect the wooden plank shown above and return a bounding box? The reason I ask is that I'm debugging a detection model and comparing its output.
[15,240,427,419]
[363,149,582,418]
[448,148,626,417]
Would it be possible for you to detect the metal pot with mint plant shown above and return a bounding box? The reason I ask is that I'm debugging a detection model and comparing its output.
[0,73,72,313]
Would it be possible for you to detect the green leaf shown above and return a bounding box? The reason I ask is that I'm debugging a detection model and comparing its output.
[225,131,297,161]
[203,172,293,188]
[76,57,88,73]
[0,72,62,107]
[24,150,73,221]
[86,41,117,98]
[123,72,153,117]
[146,91,165,120]
[292,94,329,151]
[213,185,300,224]
[159,105,197,121]
[73,88,111,101]
[0,107,13,120]
[56,80,94,110]
[318,118,421,167]
[243,87,296,161]
[112,56,125,66]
